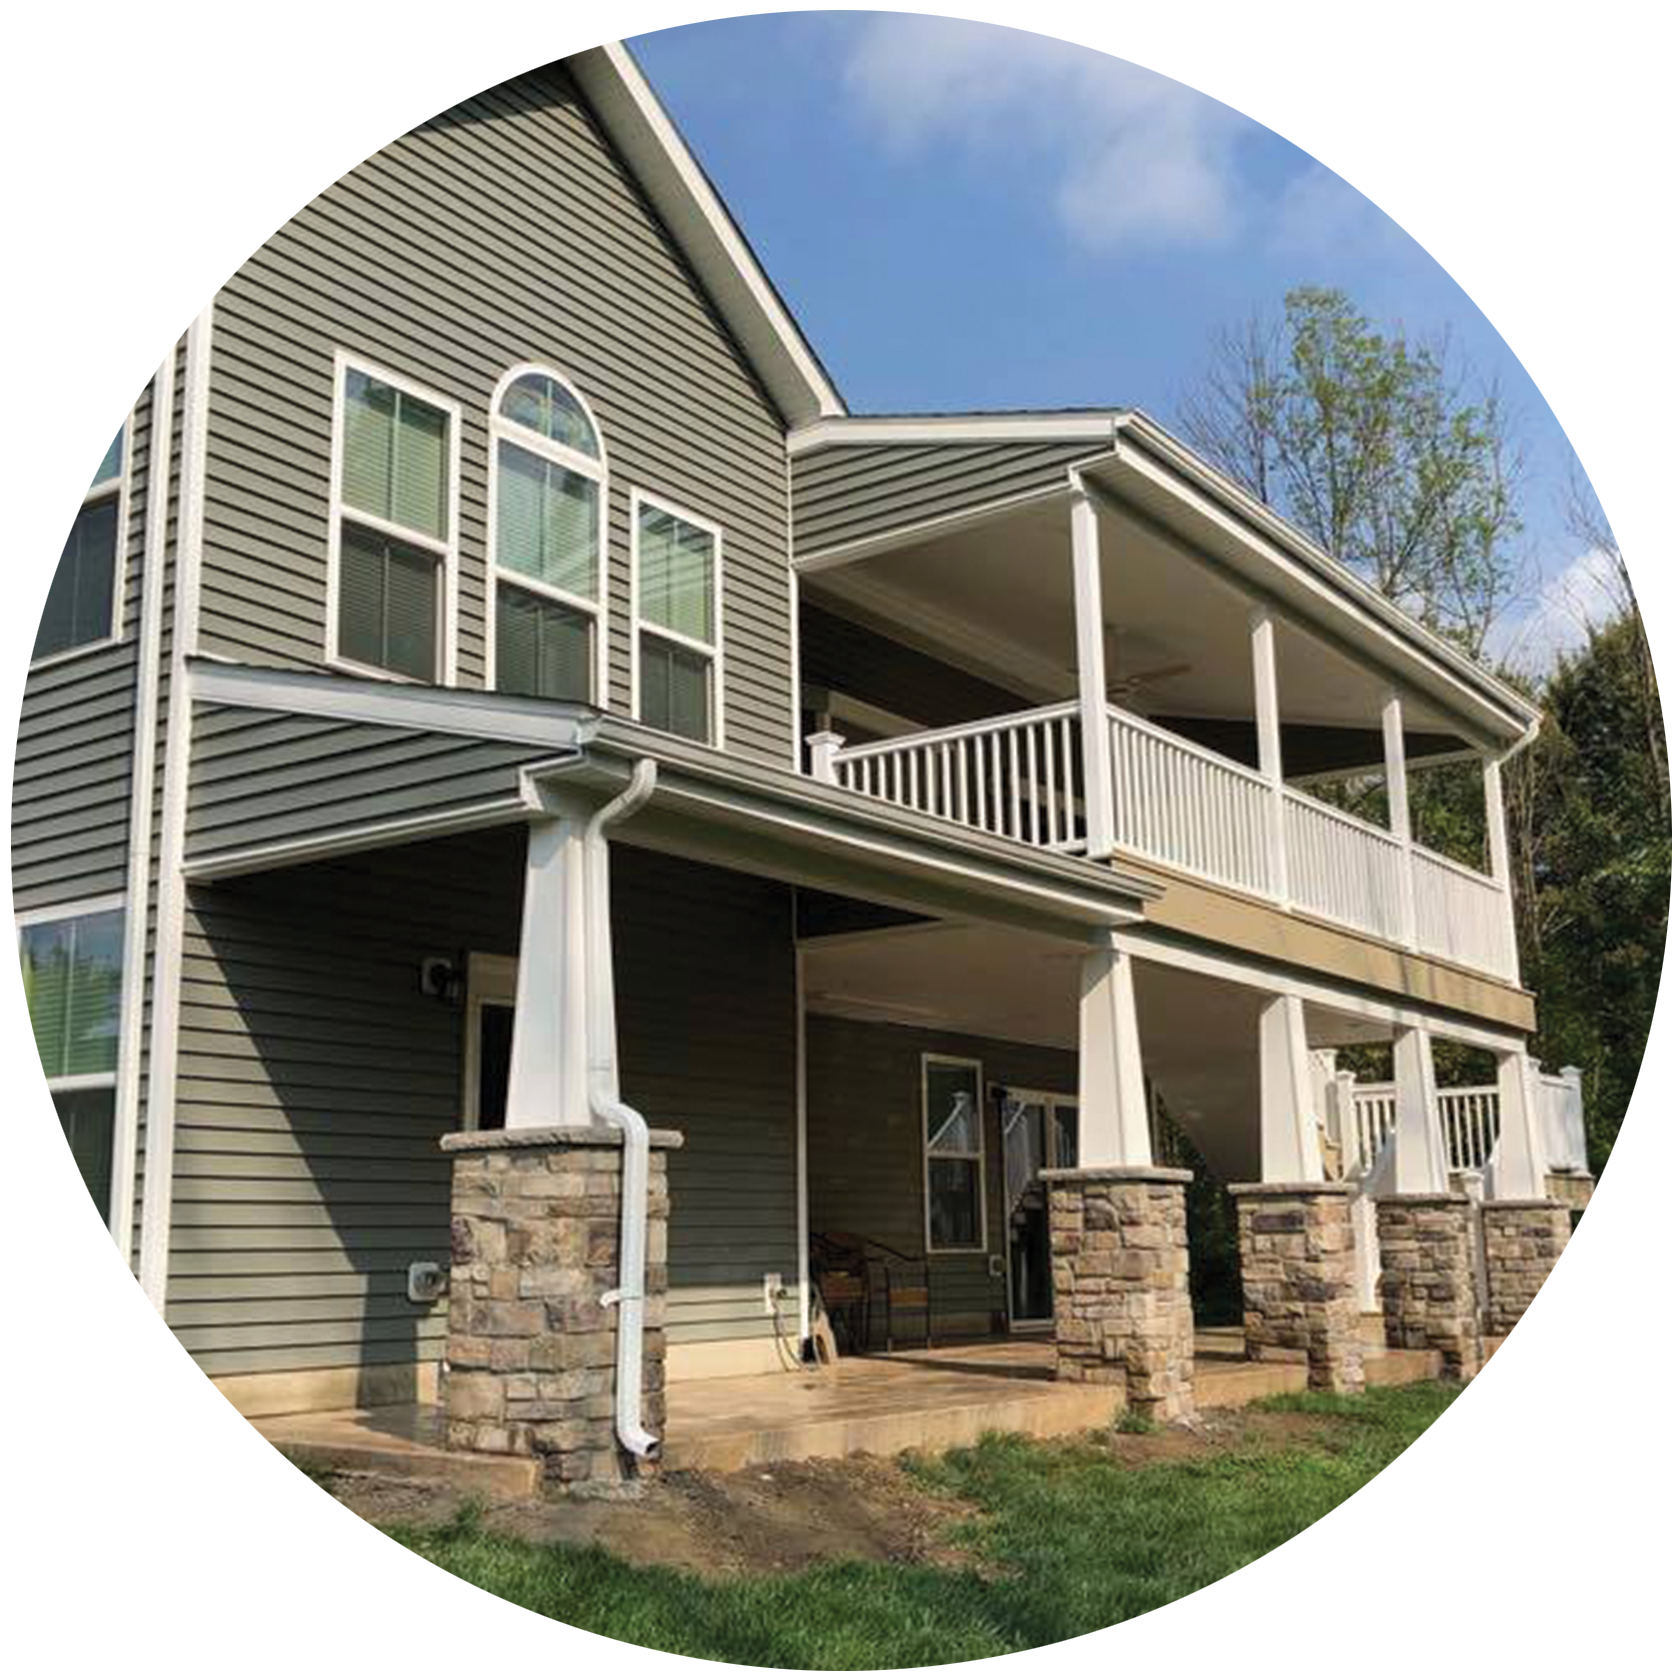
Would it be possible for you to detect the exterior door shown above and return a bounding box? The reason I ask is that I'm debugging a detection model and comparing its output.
[1000,1090,1078,1328]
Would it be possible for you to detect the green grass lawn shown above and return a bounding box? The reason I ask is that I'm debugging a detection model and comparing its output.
[388,1382,1457,1667]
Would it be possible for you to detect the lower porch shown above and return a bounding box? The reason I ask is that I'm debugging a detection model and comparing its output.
[262,1325,1456,1491]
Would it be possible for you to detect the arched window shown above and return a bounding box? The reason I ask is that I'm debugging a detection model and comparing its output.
[488,367,606,703]
[35,424,128,663]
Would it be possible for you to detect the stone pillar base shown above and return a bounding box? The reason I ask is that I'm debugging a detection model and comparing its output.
[1232,1182,1364,1394]
[1376,1193,1483,1380]
[440,1123,681,1490]
[1042,1165,1196,1423]
[1482,1199,1571,1334]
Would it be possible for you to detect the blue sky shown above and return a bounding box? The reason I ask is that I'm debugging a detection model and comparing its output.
[632,12,1613,668]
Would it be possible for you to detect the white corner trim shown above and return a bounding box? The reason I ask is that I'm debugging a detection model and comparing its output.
[484,362,610,706]
[787,413,1122,456]
[324,348,462,686]
[794,936,810,1341]
[111,348,177,1257]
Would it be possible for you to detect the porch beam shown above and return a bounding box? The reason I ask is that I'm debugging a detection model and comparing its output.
[1382,692,1419,949]
[1249,608,1290,903]
[1488,1050,1550,1200]
[1390,1025,1449,1193]
[1258,993,1324,1182]
[1077,932,1154,1168]
[505,801,594,1130]
[1070,483,1117,859]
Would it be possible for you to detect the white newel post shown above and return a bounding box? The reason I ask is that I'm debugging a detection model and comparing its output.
[1383,693,1419,950]
[807,730,844,784]
[505,802,593,1130]
[1070,485,1116,860]
[1258,993,1324,1182]
[1488,1050,1550,1200]
[1076,933,1154,1167]
[1483,754,1521,982]
[1249,608,1289,904]
[1390,1025,1449,1193]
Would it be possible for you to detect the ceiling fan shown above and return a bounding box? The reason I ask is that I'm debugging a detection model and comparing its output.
[1107,660,1192,702]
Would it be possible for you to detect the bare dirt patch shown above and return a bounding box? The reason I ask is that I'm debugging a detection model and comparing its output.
[316,1404,1337,1579]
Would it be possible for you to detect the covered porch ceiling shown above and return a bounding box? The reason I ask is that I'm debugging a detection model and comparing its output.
[800,916,1391,1183]
[804,484,1482,767]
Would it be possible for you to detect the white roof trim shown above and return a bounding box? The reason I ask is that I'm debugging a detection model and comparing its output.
[789,413,1121,455]
[569,43,844,427]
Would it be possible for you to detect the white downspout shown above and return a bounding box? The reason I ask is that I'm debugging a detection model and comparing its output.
[583,759,661,1460]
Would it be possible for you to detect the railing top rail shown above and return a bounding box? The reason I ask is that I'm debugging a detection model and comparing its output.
[1106,702,1274,790]
[829,698,1081,762]
[1282,784,1405,848]
[1410,840,1500,891]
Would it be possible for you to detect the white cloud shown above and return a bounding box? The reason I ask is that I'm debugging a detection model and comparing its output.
[840,10,1680,255]
[1490,548,1627,673]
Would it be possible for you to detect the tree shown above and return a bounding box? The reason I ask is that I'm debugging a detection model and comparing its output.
[1180,286,1523,657]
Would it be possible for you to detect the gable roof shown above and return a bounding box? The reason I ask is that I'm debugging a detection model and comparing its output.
[568,41,846,428]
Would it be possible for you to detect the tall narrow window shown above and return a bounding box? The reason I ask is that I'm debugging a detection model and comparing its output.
[15,907,123,1431]
[489,367,604,704]
[330,357,457,682]
[634,493,721,744]
[923,1056,986,1253]
[35,428,126,662]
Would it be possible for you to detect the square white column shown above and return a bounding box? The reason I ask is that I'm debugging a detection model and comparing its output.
[1258,993,1324,1183]
[1391,1025,1449,1193]
[1077,933,1153,1168]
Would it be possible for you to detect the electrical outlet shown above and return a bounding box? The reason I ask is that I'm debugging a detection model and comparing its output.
[763,1271,784,1314]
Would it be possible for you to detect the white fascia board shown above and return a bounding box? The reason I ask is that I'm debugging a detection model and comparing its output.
[569,43,844,428]
[1111,415,1541,743]
[788,413,1123,456]
[188,658,598,751]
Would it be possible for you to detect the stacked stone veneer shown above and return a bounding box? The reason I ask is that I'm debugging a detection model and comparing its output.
[1233,1183,1364,1394]
[1042,1165,1196,1422]
[1482,1199,1572,1334]
[1375,1193,1483,1380]
[440,1124,681,1489]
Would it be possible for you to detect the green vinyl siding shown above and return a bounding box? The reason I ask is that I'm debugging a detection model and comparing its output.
[201,63,794,767]
[805,1015,1077,1341]
[167,832,797,1381]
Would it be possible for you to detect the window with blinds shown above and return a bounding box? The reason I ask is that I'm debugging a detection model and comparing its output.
[35,428,125,662]
[489,368,604,703]
[332,362,454,681]
[635,496,720,744]
[923,1056,986,1253]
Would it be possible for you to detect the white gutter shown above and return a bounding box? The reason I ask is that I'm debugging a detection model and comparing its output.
[583,758,661,1460]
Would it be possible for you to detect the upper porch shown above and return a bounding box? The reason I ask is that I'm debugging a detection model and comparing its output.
[791,411,1539,987]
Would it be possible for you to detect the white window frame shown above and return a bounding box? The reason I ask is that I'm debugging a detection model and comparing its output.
[629,488,726,748]
[460,952,517,1130]
[485,363,609,704]
[325,348,461,685]
[921,1052,988,1256]
[33,419,132,670]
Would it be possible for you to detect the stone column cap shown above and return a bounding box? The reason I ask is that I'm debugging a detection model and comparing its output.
[1483,1196,1569,1211]
[1229,1180,1356,1198]
[1040,1164,1193,1186]
[441,1123,685,1155]
[1373,1190,1469,1206]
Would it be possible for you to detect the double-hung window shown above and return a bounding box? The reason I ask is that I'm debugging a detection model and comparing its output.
[36,427,126,662]
[489,368,605,703]
[633,492,722,745]
[330,355,458,682]
[923,1055,987,1253]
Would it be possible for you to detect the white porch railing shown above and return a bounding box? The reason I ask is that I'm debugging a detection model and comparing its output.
[1349,1069,1588,1182]
[1108,708,1277,898]
[819,698,1517,981]
[829,701,1086,851]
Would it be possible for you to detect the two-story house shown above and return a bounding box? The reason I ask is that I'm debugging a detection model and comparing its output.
[13,41,1589,1489]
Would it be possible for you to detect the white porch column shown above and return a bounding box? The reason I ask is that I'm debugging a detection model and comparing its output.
[504,802,593,1130]
[1258,993,1324,1182]
[1249,608,1289,904]
[1483,754,1521,981]
[1070,485,1117,859]
[1383,693,1419,949]
[1488,1049,1550,1200]
[1076,932,1153,1167]
[1390,1025,1449,1193]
